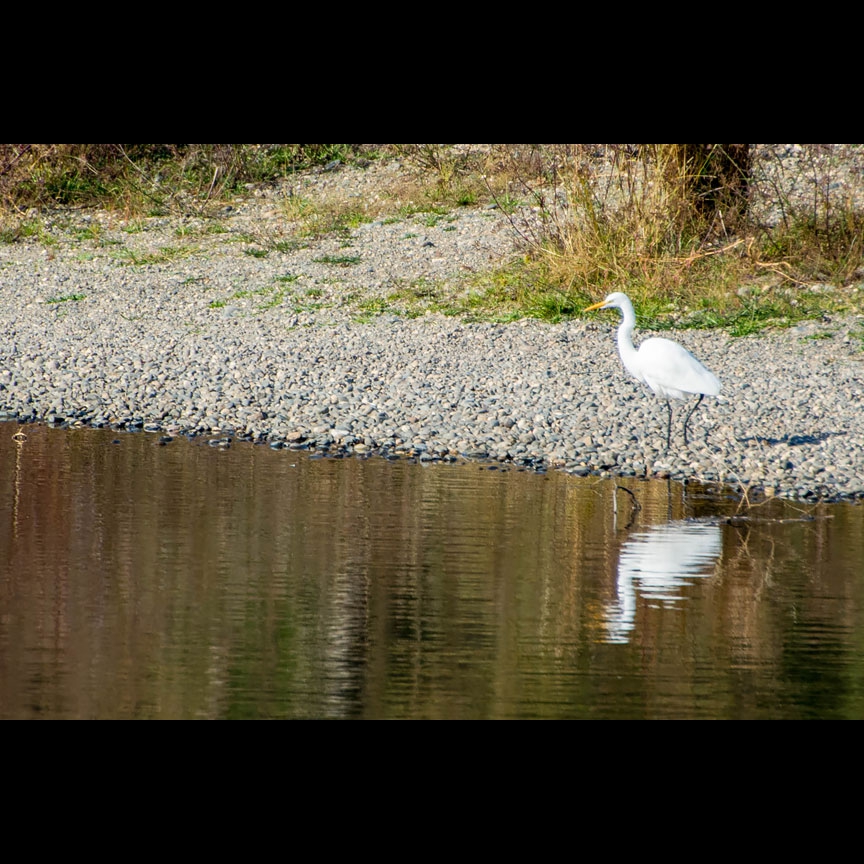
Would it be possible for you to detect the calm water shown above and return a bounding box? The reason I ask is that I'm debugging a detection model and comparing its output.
[1,421,863,720]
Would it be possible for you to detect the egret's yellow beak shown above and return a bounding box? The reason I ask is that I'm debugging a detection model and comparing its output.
[584,300,608,312]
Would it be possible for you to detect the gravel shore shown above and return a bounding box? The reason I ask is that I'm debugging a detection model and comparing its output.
[2,157,864,502]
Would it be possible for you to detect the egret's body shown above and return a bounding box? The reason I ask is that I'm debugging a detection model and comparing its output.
[585,292,721,448]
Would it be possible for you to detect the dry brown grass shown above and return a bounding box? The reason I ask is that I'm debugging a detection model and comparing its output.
[472,144,864,324]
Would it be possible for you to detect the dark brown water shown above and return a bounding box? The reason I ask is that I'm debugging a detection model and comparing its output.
[1,421,863,719]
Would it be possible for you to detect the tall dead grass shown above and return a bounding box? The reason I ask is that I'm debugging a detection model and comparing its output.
[483,144,864,315]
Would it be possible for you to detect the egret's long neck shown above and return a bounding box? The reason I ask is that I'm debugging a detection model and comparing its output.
[615,300,643,382]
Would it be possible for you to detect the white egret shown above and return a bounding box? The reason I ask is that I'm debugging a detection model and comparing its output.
[584,292,721,449]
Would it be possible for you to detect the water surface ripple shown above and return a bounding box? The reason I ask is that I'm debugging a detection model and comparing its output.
[1,423,862,719]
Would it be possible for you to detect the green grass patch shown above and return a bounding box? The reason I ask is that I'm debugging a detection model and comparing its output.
[258,290,290,311]
[248,144,369,177]
[272,239,305,253]
[0,218,56,245]
[73,224,102,241]
[114,244,194,266]
[397,203,449,219]
[455,186,478,206]
[352,297,400,322]
[300,206,371,238]
[244,247,269,258]
[291,300,332,314]
[312,254,361,266]
[494,193,521,215]
[211,282,298,312]
[47,293,86,303]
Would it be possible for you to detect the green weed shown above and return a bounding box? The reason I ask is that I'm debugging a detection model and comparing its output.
[272,239,305,253]
[257,289,289,311]
[47,293,85,303]
[0,218,56,245]
[312,254,361,266]
[352,297,398,322]
[73,224,102,241]
[114,245,194,266]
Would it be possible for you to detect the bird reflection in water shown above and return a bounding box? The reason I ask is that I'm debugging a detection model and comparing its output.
[604,521,722,644]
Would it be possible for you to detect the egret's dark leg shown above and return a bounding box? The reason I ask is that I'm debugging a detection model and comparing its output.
[665,400,673,451]
[682,394,705,446]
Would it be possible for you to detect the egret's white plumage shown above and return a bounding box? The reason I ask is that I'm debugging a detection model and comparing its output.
[585,292,721,447]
